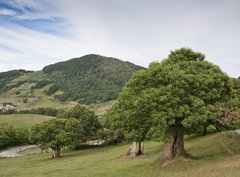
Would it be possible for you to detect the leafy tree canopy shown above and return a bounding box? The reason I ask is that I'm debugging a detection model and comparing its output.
[31,118,84,158]
[108,48,232,158]
[61,105,101,140]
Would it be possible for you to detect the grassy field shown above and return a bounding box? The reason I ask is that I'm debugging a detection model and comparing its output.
[0,114,54,128]
[1,133,240,177]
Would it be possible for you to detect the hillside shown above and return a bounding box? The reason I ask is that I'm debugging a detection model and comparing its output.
[0,114,54,129]
[0,54,143,108]
[0,69,32,92]
[1,133,240,177]
[43,54,144,104]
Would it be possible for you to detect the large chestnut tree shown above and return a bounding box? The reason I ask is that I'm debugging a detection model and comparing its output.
[108,48,232,159]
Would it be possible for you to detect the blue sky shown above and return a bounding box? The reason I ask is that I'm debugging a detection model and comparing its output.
[0,0,239,78]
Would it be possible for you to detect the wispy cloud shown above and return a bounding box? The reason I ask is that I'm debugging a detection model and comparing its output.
[0,8,17,16]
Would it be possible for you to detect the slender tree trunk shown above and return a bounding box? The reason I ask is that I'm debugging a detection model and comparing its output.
[203,127,207,136]
[130,142,136,157]
[51,148,61,158]
[137,141,144,156]
[141,141,144,154]
[162,132,185,159]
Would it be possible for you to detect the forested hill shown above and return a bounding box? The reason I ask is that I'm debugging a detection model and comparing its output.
[42,54,144,104]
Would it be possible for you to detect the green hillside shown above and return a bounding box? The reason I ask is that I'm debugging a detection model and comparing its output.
[0,54,143,108]
[43,54,144,104]
[1,133,240,177]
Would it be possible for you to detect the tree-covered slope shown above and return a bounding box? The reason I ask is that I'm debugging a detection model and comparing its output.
[0,69,32,92]
[43,54,144,104]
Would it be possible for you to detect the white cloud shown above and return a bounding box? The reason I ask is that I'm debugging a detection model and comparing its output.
[0,8,17,16]
[0,0,240,78]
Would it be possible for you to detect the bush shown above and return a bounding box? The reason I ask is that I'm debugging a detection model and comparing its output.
[207,124,217,133]
[0,124,30,149]
[22,97,28,103]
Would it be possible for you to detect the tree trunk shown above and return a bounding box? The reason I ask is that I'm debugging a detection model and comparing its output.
[51,148,61,158]
[128,142,136,157]
[203,127,207,136]
[162,132,185,159]
[137,141,144,156]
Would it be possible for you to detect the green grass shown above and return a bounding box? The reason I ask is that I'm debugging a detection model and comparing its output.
[1,133,240,177]
[0,114,54,128]
[28,71,49,81]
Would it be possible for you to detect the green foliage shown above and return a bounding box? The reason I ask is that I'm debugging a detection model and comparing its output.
[207,124,217,133]
[0,107,60,117]
[43,54,143,103]
[0,123,30,149]
[163,48,205,64]
[228,78,240,109]
[31,118,84,150]
[46,85,59,95]
[28,107,60,116]
[108,48,231,142]
[61,105,101,140]
[30,80,50,89]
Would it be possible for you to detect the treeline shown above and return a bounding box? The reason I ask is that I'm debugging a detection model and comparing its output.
[0,107,62,117]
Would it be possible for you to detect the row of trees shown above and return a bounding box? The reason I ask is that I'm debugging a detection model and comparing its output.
[0,107,61,117]
[106,48,240,159]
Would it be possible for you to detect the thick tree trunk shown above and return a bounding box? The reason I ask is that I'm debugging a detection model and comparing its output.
[137,141,144,156]
[174,134,185,157]
[162,132,185,159]
[51,148,61,158]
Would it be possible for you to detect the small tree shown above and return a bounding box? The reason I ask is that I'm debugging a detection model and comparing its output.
[61,105,101,141]
[31,118,84,158]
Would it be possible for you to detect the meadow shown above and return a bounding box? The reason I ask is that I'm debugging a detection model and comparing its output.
[1,133,240,177]
[0,114,54,128]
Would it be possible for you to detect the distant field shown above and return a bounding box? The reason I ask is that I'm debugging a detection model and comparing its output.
[0,114,54,128]
[1,133,240,177]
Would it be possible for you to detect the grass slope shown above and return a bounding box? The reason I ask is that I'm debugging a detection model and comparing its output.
[0,114,54,129]
[1,133,240,177]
